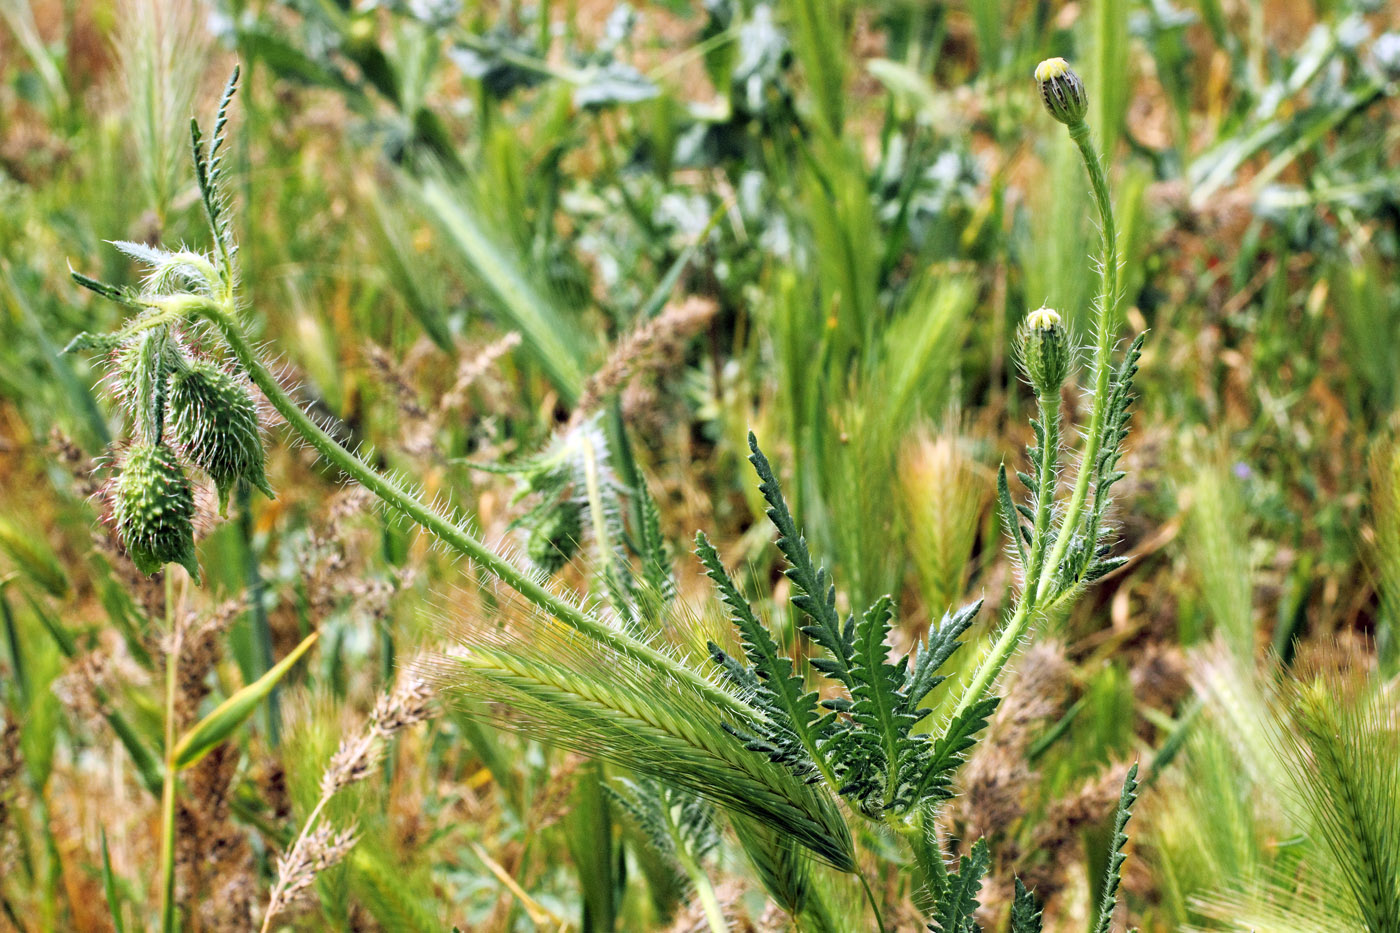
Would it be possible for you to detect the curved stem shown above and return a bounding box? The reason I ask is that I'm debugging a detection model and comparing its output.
[675,846,728,933]
[858,869,888,933]
[193,303,749,717]
[1035,120,1118,602]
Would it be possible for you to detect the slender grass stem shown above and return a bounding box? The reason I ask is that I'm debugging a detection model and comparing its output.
[191,302,750,717]
[675,845,728,933]
[857,868,888,933]
[259,794,333,933]
[158,575,180,933]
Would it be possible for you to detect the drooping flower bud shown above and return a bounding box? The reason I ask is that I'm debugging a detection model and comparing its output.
[1035,58,1088,127]
[527,501,582,574]
[167,360,273,514]
[1019,306,1072,395]
[113,443,199,580]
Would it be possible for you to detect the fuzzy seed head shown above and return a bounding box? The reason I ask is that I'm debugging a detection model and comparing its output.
[1019,306,1072,395]
[1035,58,1087,126]
[167,361,272,514]
[113,443,199,580]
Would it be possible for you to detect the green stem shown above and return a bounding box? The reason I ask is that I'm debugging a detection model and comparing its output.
[159,578,180,933]
[1035,120,1118,603]
[888,807,943,896]
[949,598,1030,724]
[955,119,1119,721]
[194,303,749,717]
[857,868,888,933]
[957,396,1059,722]
[675,846,728,933]
[1024,392,1062,605]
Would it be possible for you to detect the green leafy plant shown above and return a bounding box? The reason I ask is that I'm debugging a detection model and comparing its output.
[62,55,1148,929]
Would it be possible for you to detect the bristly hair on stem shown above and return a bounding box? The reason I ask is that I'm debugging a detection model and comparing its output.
[952,57,1146,730]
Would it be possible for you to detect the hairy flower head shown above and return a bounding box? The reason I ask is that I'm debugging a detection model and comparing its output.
[1019,306,1072,394]
[113,443,199,580]
[1035,58,1088,126]
[167,360,272,514]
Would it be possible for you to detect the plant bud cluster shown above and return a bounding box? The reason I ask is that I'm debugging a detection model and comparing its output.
[103,329,272,580]
[113,442,200,580]
[168,360,273,513]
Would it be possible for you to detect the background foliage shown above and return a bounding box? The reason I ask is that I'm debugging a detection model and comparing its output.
[1,0,1399,930]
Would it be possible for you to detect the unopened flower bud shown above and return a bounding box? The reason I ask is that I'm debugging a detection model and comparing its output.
[167,361,272,514]
[114,443,199,580]
[1035,58,1088,126]
[1019,306,1072,394]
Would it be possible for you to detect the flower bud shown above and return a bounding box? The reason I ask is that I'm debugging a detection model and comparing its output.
[1035,58,1087,126]
[114,443,199,580]
[527,501,582,574]
[1019,306,1072,395]
[167,361,272,514]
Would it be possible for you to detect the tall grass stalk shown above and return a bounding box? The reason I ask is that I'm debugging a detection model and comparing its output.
[158,576,179,933]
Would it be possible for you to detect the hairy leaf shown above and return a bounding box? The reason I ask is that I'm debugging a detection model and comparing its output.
[928,837,990,933]
[1091,762,1139,933]
[1010,878,1043,933]
[905,696,1000,807]
[697,532,832,781]
[748,433,853,686]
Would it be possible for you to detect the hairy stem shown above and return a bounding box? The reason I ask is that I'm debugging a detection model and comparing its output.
[951,599,1030,724]
[954,119,1118,720]
[193,302,748,717]
[955,395,1060,718]
[1035,120,1119,602]
[1024,392,1062,607]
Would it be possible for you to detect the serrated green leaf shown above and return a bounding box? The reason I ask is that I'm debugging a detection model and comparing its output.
[1091,762,1139,933]
[1010,878,1043,933]
[748,433,853,686]
[929,837,989,933]
[697,532,832,781]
